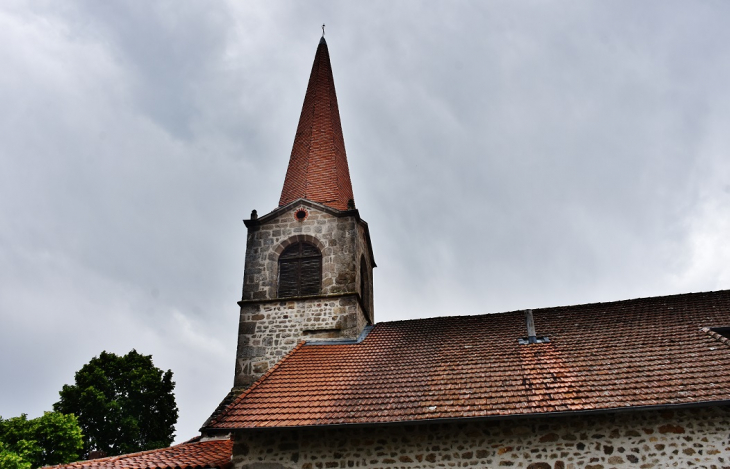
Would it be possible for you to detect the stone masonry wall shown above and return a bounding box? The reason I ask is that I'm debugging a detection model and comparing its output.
[234,295,368,387]
[355,221,374,323]
[241,203,372,304]
[232,406,730,469]
[234,202,373,387]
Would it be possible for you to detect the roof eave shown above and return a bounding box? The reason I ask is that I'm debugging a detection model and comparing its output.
[204,399,730,433]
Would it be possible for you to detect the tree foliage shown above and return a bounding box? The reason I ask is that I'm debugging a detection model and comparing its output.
[0,412,83,469]
[0,443,30,469]
[53,350,178,457]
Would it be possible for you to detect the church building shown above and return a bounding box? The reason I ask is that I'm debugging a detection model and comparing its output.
[56,36,730,469]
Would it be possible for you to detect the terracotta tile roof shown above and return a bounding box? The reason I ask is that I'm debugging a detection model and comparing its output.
[50,438,232,469]
[206,290,730,429]
[279,37,354,211]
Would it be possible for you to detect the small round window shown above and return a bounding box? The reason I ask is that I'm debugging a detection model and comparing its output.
[294,208,308,221]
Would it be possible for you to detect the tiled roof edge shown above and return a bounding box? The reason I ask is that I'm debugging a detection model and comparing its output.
[214,400,730,432]
[203,341,307,430]
[48,442,192,469]
[200,388,246,430]
[375,289,730,327]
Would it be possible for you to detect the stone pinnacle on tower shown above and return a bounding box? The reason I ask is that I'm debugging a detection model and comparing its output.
[278,36,354,211]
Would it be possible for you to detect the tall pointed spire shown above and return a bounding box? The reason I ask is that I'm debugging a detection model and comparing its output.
[279,37,354,211]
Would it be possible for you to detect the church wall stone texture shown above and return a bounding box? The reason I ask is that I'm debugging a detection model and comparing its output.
[231,406,730,469]
[241,204,371,301]
[234,296,368,386]
[234,201,373,387]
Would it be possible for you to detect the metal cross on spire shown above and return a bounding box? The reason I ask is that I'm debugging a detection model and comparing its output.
[322,24,325,37]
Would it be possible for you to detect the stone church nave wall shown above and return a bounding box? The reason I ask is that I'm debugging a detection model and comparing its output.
[231,406,730,469]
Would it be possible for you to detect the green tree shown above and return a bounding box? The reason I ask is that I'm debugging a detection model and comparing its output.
[0,412,83,469]
[53,350,178,457]
[0,443,31,469]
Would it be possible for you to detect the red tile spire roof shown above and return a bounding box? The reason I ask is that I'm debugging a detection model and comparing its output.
[278,37,354,211]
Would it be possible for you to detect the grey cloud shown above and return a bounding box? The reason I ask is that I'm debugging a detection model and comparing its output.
[2,0,730,442]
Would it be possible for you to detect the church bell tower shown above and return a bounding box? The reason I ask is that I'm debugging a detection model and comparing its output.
[233,37,376,388]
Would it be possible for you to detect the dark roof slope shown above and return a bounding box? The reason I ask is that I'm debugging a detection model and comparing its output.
[206,290,730,429]
[279,37,354,211]
[50,438,232,469]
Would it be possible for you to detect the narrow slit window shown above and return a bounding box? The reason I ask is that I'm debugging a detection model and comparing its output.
[360,257,370,319]
[278,242,322,298]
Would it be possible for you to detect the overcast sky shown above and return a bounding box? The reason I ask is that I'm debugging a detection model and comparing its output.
[2,1,730,443]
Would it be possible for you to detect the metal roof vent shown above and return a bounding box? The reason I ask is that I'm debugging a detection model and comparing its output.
[518,309,550,345]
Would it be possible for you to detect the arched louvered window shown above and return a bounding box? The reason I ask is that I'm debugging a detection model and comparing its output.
[277,242,322,298]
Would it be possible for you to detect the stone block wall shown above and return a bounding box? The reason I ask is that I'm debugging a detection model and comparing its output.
[241,203,372,305]
[355,222,373,324]
[231,406,730,468]
[233,201,374,387]
[233,295,368,387]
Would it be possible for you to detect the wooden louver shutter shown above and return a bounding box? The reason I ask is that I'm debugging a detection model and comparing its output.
[299,258,321,295]
[277,260,299,298]
[277,242,322,298]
